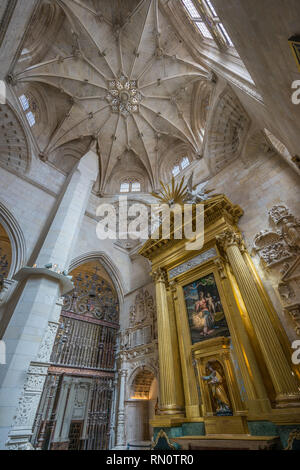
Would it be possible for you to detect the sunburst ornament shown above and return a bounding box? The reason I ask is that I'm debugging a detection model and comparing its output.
[151,176,187,207]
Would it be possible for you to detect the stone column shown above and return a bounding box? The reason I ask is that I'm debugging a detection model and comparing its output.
[109,376,119,450]
[115,369,127,449]
[0,150,98,450]
[216,230,300,407]
[152,268,184,416]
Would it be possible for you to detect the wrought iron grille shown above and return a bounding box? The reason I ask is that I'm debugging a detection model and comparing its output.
[51,316,117,370]
[32,265,119,450]
[32,374,114,451]
[84,377,114,450]
[62,270,119,322]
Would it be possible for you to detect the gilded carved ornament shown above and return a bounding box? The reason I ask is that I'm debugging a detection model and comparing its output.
[214,258,228,280]
[151,267,168,284]
[216,230,245,253]
[168,280,178,300]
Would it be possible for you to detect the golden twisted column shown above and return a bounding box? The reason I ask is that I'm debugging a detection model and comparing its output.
[216,230,300,407]
[152,268,184,416]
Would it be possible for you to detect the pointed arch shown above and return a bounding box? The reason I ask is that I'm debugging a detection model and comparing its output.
[0,201,27,278]
[68,251,125,304]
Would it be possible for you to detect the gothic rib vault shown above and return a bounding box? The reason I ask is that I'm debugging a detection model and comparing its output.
[11,0,209,192]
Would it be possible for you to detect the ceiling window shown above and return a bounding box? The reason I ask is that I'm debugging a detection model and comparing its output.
[21,48,30,56]
[182,0,214,41]
[181,156,190,170]
[120,179,141,193]
[217,22,234,47]
[182,0,234,48]
[19,94,29,111]
[202,0,234,47]
[195,21,213,39]
[131,181,141,192]
[172,165,181,177]
[19,94,36,127]
[172,156,191,177]
[26,111,36,127]
[205,0,218,18]
[120,182,130,193]
[182,0,199,18]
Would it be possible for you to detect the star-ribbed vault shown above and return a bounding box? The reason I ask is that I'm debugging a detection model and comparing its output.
[12,0,209,191]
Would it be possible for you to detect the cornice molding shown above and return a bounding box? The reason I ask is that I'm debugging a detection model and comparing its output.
[139,194,243,260]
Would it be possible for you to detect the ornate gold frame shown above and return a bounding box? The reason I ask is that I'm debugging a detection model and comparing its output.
[140,195,300,432]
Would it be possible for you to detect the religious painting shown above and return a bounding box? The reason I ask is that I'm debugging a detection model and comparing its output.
[183,273,230,344]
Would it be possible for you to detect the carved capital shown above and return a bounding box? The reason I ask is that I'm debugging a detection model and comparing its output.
[151,267,168,284]
[119,369,127,378]
[216,230,244,252]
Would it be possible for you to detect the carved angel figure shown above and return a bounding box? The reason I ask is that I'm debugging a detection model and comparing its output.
[184,172,215,204]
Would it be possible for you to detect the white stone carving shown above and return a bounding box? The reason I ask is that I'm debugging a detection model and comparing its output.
[106,75,142,116]
[253,204,300,336]
[36,321,59,363]
[13,392,41,427]
[6,319,58,450]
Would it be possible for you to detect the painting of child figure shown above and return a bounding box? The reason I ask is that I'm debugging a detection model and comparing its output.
[183,273,230,344]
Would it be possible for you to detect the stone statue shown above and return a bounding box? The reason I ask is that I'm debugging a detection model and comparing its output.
[184,172,215,204]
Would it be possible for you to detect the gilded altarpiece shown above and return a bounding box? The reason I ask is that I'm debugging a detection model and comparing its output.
[139,195,300,448]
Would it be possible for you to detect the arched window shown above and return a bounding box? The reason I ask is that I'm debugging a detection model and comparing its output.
[172,156,191,177]
[120,182,130,193]
[120,178,141,193]
[19,94,36,127]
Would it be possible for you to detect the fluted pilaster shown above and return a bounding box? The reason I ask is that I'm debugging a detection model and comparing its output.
[152,268,184,415]
[171,281,200,418]
[214,257,271,414]
[216,230,300,406]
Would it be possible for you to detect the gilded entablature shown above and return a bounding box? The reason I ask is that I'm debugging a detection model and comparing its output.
[139,195,243,261]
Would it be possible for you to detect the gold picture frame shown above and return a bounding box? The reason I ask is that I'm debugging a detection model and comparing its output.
[288,36,300,72]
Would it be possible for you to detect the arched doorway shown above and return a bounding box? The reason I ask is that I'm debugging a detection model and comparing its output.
[126,368,158,447]
[31,260,120,450]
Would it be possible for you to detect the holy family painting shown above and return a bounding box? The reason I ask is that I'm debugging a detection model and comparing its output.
[183,273,230,344]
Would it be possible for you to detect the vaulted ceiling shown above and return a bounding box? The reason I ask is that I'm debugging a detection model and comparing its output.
[11,0,210,192]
